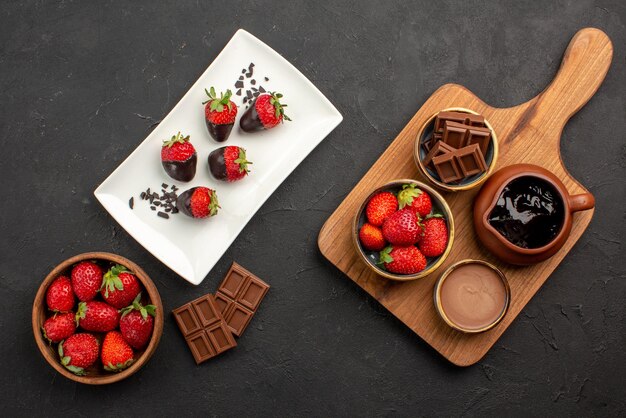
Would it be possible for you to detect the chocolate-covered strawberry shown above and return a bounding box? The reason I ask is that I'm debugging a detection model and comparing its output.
[240,92,291,132]
[208,146,252,182]
[176,186,219,219]
[203,87,237,142]
[161,132,197,182]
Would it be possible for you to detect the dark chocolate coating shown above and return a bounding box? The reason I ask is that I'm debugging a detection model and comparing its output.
[176,187,195,218]
[239,99,264,132]
[206,120,234,142]
[208,147,227,181]
[162,153,197,182]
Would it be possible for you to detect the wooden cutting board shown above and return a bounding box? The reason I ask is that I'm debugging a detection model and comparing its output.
[318,28,613,366]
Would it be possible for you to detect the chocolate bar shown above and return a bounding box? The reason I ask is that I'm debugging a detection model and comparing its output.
[434,111,485,133]
[215,262,269,337]
[423,140,455,168]
[173,294,237,364]
[456,143,487,176]
[432,143,487,183]
[442,121,492,152]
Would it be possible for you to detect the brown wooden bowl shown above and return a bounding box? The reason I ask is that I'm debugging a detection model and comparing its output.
[32,252,163,385]
[352,179,455,281]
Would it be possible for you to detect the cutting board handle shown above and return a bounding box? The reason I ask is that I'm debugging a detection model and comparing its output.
[533,28,613,126]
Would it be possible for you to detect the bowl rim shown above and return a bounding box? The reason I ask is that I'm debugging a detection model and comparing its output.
[413,107,499,192]
[352,179,455,281]
[32,252,164,385]
[433,259,510,333]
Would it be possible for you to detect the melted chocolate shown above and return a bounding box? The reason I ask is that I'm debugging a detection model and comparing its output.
[488,176,564,249]
[206,121,234,142]
[176,188,195,218]
[239,99,264,132]
[208,148,227,181]
[162,153,197,182]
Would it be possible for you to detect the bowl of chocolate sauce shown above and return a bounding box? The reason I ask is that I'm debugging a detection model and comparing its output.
[473,164,595,265]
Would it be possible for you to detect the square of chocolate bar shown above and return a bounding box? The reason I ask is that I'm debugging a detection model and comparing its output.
[465,126,491,155]
[192,296,221,327]
[434,111,485,132]
[422,140,455,168]
[432,152,463,183]
[442,121,470,149]
[224,304,254,337]
[219,266,247,299]
[238,277,269,311]
[206,322,237,354]
[213,292,233,315]
[186,331,216,364]
[172,305,202,336]
[456,144,487,177]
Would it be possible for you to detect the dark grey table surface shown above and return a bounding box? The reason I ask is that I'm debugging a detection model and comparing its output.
[1,1,625,416]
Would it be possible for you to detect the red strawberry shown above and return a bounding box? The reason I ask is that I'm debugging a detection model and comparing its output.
[101,331,134,372]
[203,87,237,142]
[58,333,99,375]
[76,301,120,332]
[71,261,103,302]
[398,184,432,218]
[365,192,398,226]
[358,223,386,251]
[382,209,423,246]
[176,186,219,219]
[43,312,76,343]
[120,294,156,349]
[379,246,427,274]
[208,146,252,182]
[418,215,449,257]
[161,132,197,182]
[46,275,75,312]
[240,92,291,132]
[101,264,141,309]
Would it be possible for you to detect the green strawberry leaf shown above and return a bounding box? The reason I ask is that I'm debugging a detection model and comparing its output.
[58,342,64,358]
[234,147,252,173]
[66,364,86,375]
[144,304,157,317]
[378,246,394,265]
[397,184,422,209]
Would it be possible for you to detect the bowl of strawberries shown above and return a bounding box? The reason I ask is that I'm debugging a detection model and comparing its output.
[353,179,454,281]
[32,252,163,385]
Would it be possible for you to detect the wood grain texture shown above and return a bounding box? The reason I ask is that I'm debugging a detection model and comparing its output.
[318,28,613,366]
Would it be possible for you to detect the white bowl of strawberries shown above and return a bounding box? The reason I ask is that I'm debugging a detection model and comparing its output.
[32,252,163,385]
[353,179,454,281]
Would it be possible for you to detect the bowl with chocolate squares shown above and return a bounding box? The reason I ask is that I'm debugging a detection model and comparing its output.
[414,108,499,192]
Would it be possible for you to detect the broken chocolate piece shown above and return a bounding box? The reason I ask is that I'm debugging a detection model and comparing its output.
[456,143,487,176]
[423,140,455,168]
[432,153,463,183]
[434,111,485,133]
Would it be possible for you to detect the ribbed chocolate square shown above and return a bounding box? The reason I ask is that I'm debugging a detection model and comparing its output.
[216,262,269,337]
[172,294,237,364]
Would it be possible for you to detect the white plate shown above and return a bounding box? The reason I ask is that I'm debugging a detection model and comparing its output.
[94,29,342,285]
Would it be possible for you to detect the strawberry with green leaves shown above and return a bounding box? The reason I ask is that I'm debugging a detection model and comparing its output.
[120,294,156,349]
[161,132,197,182]
[43,312,76,343]
[208,145,252,182]
[176,186,219,219]
[203,87,237,142]
[101,331,134,372]
[379,245,427,275]
[76,301,120,332]
[418,215,449,257]
[382,209,423,246]
[397,184,432,218]
[58,333,99,375]
[240,92,291,132]
[365,192,398,226]
[100,264,141,309]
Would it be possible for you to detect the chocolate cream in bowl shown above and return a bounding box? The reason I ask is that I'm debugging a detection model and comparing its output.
[440,263,508,331]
